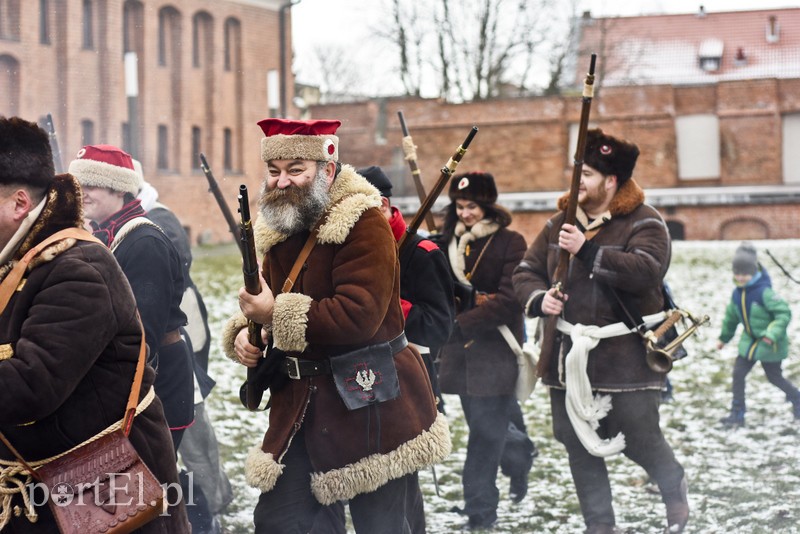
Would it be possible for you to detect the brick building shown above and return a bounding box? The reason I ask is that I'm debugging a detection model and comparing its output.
[0,0,293,244]
[307,7,800,241]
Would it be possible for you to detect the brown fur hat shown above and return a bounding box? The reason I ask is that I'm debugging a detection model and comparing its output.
[0,116,55,189]
[584,128,640,184]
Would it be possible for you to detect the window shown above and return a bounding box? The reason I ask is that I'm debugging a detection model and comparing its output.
[0,54,20,116]
[39,0,50,44]
[192,12,212,68]
[782,113,800,184]
[223,128,233,171]
[675,114,720,180]
[0,0,20,41]
[81,120,95,146]
[158,7,180,67]
[191,126,201,169]
[157,125,169,170]
[82,0,94,50]
[223,18,241,71]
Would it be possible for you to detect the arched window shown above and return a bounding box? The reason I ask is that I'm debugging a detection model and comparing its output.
[0,0,20,41]
[0,54,20,116]
[123,0,143,54]
[223,17,241,72]
[82,0,94,49]
[40,0,51,44]
[81,119,95,146]
[158,6,181,66]
[192,11,213,68]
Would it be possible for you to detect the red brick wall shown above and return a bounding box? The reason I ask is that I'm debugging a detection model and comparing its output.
[0,0,287,245]
[314,78,800,241]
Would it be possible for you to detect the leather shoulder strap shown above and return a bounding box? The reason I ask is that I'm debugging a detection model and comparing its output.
[0,228,103,314]
[281,226,319,294]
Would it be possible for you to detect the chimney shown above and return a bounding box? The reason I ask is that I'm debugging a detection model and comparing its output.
[766,15,780,43]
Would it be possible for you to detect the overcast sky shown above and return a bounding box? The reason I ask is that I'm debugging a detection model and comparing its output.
[290,0,799,96]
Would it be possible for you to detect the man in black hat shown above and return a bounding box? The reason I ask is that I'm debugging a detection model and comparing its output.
[513,128,688,533]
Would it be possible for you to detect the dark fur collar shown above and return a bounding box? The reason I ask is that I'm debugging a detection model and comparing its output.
[16,173,85,259]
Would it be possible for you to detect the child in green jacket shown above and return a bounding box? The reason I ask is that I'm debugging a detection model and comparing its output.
[716,242,800,427]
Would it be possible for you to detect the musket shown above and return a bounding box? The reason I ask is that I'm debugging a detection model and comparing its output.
[200,153,243,253]
[44,113,64,173]
[537,54,597,377]
[398,126,479,252]
[765,249,800,285]
[398,111,437,232]
[239,185,267,410]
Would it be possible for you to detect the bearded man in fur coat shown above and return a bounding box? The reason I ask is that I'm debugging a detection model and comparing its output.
[0,116,189,532]
[512,129,688,534]
[223,118,450,533]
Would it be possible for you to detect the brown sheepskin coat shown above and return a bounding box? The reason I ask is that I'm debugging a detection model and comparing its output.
[222,165,450,505]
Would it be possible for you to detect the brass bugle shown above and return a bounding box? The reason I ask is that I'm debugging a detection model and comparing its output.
[645,310,710,373]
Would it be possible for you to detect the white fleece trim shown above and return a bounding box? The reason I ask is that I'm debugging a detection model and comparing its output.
[69,158,141,195]
[273,292,312,352]
[244,445,285,492]
[310,412,452,505]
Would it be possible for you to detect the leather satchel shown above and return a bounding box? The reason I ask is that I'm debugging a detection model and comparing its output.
[35,429,165,534]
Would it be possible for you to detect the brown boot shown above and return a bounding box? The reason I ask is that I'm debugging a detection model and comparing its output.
[662,475,689,533]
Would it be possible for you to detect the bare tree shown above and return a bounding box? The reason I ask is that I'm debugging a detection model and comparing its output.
[378,0,554,102]
[307,43,367,103]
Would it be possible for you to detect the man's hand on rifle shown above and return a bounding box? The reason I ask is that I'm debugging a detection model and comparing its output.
[238,271,275,325]
[234,328,266,367]
[541,287,568,316]
[558,223,586,255]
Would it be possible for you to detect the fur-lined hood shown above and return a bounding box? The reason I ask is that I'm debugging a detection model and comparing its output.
[253,164,381,255]
[556,178,645,218]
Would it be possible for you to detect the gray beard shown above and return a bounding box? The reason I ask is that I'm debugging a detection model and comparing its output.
[259,167,330,235]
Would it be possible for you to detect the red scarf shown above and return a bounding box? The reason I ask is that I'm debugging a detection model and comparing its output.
[387,206,406,243]
[92,199,146,247]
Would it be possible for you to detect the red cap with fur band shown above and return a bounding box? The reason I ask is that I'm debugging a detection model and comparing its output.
[257,118,341,163]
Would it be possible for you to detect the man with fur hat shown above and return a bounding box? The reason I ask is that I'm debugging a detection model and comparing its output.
[223,119,450,533]
[434,171,536,529]
[0,116,189,532]
[70,144,195,452]
[513,128,688,533]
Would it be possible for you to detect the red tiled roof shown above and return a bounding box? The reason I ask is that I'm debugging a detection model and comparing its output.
[572,8,800,87]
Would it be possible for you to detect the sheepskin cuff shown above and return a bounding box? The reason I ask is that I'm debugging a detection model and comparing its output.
[221,312,248,362]
[273,293,312,352]
[244,446,284,492]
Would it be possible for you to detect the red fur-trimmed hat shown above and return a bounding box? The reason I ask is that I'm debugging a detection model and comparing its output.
[257,118,341,162]
[583,128,640,184]
[448,171,498,206]
[68,144,140,195]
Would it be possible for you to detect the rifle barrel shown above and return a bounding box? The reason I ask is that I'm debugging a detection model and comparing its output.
[200,153,243,252]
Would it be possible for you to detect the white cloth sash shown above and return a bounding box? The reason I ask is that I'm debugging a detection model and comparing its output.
[556,311,668,457]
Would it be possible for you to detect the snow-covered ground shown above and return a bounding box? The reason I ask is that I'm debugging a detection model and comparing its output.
[192,240,800,533]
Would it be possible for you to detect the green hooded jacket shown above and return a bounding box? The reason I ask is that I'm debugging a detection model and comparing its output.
[719,269,791,362]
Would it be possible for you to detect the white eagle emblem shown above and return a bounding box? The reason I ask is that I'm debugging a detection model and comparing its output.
[355,368,377,391]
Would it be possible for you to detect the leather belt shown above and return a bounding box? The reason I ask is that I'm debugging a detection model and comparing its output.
[282,332,408,380]
[161,329,182,347]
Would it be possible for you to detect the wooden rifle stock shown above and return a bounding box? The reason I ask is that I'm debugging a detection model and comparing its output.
[538,54,597,377]
[399,126,479,252]
[200,153,243,253]
[44,113,64,174]
[397,111,437,232]
[238,185,267,410]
